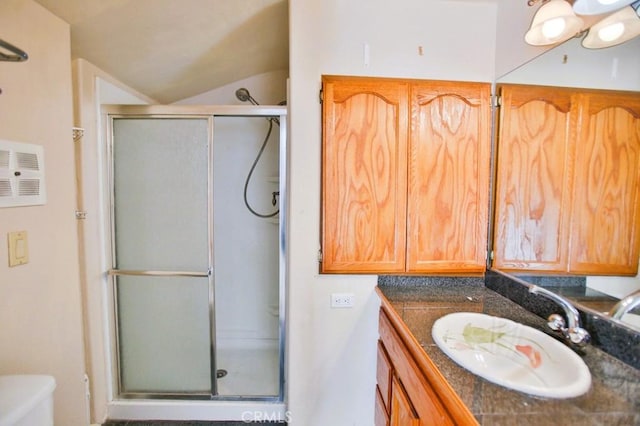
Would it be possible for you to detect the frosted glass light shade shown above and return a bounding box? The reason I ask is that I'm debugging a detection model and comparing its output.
[582,5,640,48]
[599,22,625,40]
[525,0,585,45]
[573,0,636,15]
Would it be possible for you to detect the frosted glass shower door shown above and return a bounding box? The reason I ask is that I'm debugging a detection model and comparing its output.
[110,117,213,395]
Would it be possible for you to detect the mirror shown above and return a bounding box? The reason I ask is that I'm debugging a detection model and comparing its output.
[496,35,640,90]
[493,35,640,331]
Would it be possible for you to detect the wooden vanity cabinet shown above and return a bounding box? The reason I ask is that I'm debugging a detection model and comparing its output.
[376,301,478,426]
[321,75,491,274]
[493,84,640,275]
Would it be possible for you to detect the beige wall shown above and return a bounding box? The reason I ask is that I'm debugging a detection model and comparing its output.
[72,58,155,423]
[0,1,88,425]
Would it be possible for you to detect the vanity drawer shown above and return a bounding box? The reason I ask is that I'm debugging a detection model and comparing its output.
[374,385,390,426]
[376,340,392,412]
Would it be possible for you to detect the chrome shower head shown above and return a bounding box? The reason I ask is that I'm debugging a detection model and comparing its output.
[235,88,259,105]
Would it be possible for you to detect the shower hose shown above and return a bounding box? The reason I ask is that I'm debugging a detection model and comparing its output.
[244,117,279,218]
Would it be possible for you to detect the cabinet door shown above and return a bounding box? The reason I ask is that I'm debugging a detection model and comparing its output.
[377,340,392,412]
[407,81,492,273]
[390,375,420,426]
[570,91,640,275]
[493,84,577,272]
[375,386,390,426]
[321,76,409,273]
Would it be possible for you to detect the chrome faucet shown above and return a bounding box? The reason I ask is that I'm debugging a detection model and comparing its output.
[609,289,640,320]
[528,285,591,346]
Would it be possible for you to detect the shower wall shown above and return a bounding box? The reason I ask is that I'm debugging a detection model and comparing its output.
[213,116,280,344]
[177,70,288,347]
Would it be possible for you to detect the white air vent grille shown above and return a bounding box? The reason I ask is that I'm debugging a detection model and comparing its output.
[18,179,40,196]
[0,139,46,208]
[0,150,9,168]
[17,152,40,170]
[0,179,11,197]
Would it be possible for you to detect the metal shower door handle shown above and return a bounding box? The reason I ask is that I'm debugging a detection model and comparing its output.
[108,269,212,278]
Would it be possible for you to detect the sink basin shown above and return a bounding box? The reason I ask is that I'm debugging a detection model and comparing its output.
[432,312,591,399]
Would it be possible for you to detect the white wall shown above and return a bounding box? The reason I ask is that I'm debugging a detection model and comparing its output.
[0,1,88,425]
[177,69,288,106]
[588,270,640,300]
[288,1,496,424]
[494,0,552,78]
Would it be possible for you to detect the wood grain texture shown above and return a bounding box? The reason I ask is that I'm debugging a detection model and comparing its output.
[493,85,576,272]
[407,81,491,273]
[321,76,408,273]
[390,375,420,426]
[494,85,640,276]
[375,386,390,426]
[570,90,640,275]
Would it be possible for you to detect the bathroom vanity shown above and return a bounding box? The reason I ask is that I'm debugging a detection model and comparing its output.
[375,278,640,425]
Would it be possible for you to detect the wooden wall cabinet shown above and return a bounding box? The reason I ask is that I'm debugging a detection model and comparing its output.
[321,75,491,274]
[376,304,478,426]
[493,84,640,275]
[321,76,409,273]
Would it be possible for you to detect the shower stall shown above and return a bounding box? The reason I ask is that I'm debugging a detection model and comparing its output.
[100,101,287,420]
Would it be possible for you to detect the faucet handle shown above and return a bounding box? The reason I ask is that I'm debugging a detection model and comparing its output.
[547,313,566,331]
[568,327,590,346]
[547,314,590,346]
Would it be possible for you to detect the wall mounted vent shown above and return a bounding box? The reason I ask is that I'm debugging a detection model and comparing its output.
[0,139,46,208]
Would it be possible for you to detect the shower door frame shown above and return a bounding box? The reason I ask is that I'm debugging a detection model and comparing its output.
[103,104,287,403]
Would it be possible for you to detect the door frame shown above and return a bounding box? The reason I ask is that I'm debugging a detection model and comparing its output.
[98,105,288,404]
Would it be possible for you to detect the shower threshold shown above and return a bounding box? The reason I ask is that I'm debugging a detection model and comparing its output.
[107,400,287,422]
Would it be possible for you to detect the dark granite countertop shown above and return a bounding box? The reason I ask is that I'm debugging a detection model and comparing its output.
[378,279,640,426]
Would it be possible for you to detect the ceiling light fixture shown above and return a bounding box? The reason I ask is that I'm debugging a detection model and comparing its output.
[573,0,636,15]
[582,1,640,47]
[525,0,585,45]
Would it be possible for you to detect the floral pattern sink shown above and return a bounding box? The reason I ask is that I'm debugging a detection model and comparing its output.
[432,312,591,399]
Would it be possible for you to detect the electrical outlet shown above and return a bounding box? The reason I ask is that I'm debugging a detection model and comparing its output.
[331,293,355,308]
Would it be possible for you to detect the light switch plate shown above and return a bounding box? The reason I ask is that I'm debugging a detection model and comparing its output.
[8,231,28,267]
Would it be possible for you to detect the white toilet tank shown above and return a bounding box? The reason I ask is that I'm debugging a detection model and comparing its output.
[0,375,56,426]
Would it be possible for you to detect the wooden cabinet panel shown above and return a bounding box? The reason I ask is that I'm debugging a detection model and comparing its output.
[570,91,640,274]
[321,76,409,273]
[493,85,576,271]
[376,340,392,412]
[390,375,420,426]
[375,386,390,426]
[493,84,640,275]
[408,82,491,273]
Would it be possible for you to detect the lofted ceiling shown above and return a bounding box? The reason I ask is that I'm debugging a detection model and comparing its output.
[33,0,289,103]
